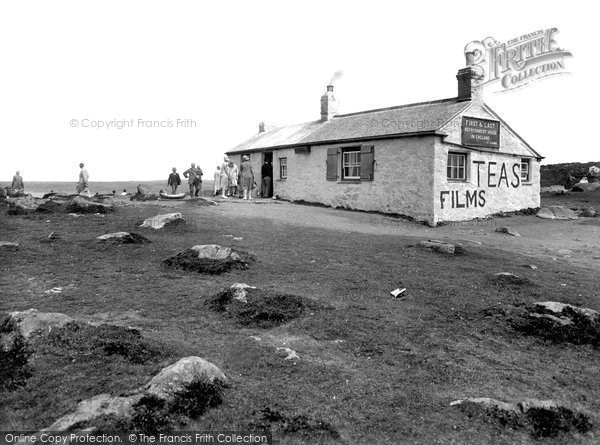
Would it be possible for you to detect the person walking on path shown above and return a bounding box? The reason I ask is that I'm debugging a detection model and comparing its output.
[183,163,199,198]
[76,163,90,197]
[240,155,254,200]
[11,171,24,191]
[167,167,181,194]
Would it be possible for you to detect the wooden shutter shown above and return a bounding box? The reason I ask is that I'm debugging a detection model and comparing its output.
[360,145,375,181]
[326,147,339,181]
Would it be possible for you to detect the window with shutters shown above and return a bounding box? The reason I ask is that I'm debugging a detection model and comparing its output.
[447,152,467,181]
[521,158,530,182]
[326,145,375,182]
[342,149,361,180]
[279,157,287,180]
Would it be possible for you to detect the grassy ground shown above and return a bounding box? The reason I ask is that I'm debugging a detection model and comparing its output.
[0,194,599,443]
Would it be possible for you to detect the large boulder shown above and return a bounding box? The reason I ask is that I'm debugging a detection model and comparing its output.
[9,309,74,338]
[140,212,184,229]
[163,244,251,274]
[42,393,142,432]
[145,356,227,403]
[536,206,579,220]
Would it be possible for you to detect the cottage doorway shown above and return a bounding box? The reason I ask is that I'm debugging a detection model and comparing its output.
[260,151,274,198]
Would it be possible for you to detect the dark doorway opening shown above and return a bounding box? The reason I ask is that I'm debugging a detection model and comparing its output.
[261,151,274,198]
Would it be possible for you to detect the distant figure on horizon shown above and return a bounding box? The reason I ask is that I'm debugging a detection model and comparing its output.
[11,171,24,191]
[214,166,221,196]
[183,162,200,198]
[121,189,128,196]
[168,167,181,194]
[76,163,90,197]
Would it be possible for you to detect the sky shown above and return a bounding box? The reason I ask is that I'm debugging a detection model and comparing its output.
[0,0,597,181]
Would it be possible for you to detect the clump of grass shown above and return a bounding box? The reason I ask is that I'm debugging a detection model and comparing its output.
[458,401,593,439]
[162,249,252,274]
[0,314,32,390]
[259,406,341,441]
[528,406,592,438]
[205,288,320,328]
[40,322,162,364]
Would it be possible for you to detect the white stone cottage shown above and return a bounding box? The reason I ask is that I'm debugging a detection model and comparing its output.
[226,60,542,226]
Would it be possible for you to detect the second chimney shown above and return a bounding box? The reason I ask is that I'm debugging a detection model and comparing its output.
[258,121,265,133]
[320,85,338,121]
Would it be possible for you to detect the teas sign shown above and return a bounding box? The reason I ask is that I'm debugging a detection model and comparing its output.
[462,117,500,148]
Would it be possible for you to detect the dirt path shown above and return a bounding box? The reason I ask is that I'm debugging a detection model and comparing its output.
[169,198,600,272]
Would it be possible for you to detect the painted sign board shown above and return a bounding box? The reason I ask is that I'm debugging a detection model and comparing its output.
[461,117,500,148]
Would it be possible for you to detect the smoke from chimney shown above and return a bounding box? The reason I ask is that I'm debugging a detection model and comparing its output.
[329,70,344,84]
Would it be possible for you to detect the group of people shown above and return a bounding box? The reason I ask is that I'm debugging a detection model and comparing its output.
[167,163,203,196]
[214,155,257,200]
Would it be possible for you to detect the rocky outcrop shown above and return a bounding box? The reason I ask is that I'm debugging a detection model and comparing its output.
[140,213,184,229]
[418,240,459,254]
[96,232,149,244]
[9,309,74,338]
[66,196,114,214]
[571,182,600,192]
[452,397,591,438]
[541,161,600,187]
[536,206,579,220]
[130,184,159,201]
[163,244,251,274]
[42,393,142,432]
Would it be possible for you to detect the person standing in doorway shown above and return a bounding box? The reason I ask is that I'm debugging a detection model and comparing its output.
[240,155,254,200]
[77,163,90,197]
[183,162,199,198]
[260,160,273,198]
[167,167,181,194]
[11,171,24,192]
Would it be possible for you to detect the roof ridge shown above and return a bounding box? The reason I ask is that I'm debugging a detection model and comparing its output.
[333,97,460,118]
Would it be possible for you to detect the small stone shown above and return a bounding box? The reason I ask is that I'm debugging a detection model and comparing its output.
[0,241,19,249]
[419,240,455,254]
[9,309,74,338]
[495,227,521,237]
[140,213,183,229]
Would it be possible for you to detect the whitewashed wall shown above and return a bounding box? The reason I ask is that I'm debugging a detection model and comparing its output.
[433,102,540,224]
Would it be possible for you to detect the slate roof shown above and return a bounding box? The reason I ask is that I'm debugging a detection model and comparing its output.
[228,97,470,154]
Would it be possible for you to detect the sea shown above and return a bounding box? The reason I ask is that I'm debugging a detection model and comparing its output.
[0,180,216,198]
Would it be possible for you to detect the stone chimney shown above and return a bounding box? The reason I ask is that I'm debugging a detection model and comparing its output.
[456,51,484,103]
[258,121,265,133]
[320,85,338,121]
